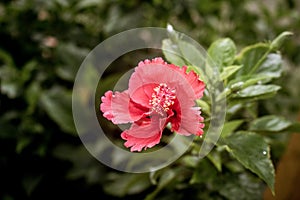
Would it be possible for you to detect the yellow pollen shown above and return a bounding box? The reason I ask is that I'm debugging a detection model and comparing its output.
[149,83,176,115]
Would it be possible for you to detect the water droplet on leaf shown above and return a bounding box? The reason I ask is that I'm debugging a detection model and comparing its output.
[167,24,174,32]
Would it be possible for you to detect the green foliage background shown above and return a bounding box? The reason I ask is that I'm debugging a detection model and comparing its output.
[1,0,300,199]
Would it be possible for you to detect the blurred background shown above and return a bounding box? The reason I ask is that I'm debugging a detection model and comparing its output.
[1,0,300,199]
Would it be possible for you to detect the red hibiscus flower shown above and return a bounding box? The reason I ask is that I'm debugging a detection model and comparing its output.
[100,57,205,152]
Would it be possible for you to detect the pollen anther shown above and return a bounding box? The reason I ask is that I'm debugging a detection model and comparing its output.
[149,83,176,115]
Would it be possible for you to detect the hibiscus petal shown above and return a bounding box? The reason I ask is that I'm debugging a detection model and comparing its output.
[120,116,166,151]
[130,83,157,108]
[121,131,162,152]
[100,90,147,124]
[128,58,205,99]
[128,58,204,107]
[168,65,205,99]
[170,101,204,136]
[100,91,114,120]
[138,57,166,66]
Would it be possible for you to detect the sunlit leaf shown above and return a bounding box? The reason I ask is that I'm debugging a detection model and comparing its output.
[232,85,280,98]
[162,39,186,66]
[180,155,200,168]
[75,0,105,10]
[20,60,37,83]
[25,82,41,114]
[207,150,222,172]
[196,99,211,116]
[178,40,206,67]
[270,31,293,51]
[224,161,245,173]
[220,65,242,80]
[236,43,269,75]
[256,53,282,79]
[250,115,292,132]
[208,38,236,69]
[229,74,271,92]
[162,31,207,82]
[0,63,19,98]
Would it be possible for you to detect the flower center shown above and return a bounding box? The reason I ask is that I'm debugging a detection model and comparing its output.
[149,83,176,115]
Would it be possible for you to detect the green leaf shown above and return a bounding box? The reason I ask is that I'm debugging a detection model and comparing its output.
[231,93,279,104]
[25,82,41,114]
[270,31,293,51]
[250,115,292,132]
[0,49,15,68]
[178,40,206,67]
[180,155,200,168]
[40,87,76,135]
[232,85,281,98]
[190,159,218,184]
[207,150,222,172]
[0,118,18,138]
[156,169,176,188]
[163,38,207,79]
[224,161,245,173]
[220,65,242,80]
[53,144,104,184]
[0,59,36,98]
[55,42,88,81]
[163,26,228,90]
[0,62,19,98]
[285,122,300,133]
[104,173,151,197]
[162,28,207,82]
[196,99,211,116]
[221,120,244,138]
[223,132,275,194]
[236,43,269,75]
[149,171,160,185]
[16,137,31,153]
[20,60,37,84]
[228,74,272,93]
[218,173,265,200]
[186,65,207,84]
[208,38,237,69]
[162,24,186,66]
[22,175,43,196]
[75,0,105,10]
[97,73,124,96]
[162,39,186,67]
[145,169,176,200]
[226,103,243,117]
[256,53,282,79]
